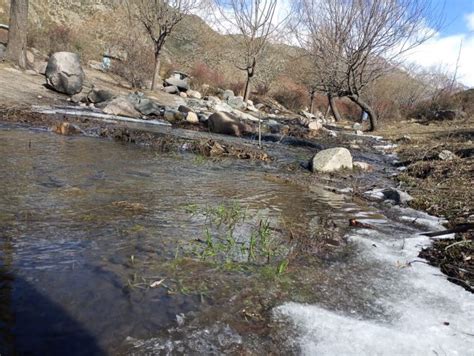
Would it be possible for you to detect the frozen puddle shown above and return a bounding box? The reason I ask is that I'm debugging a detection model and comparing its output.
[275,206,474,356]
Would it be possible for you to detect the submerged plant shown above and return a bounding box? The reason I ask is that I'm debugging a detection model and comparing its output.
[184,202,291,275]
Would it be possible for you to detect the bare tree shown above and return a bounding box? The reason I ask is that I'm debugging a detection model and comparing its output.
[294,0,443,131]
[216,0,289,101]
[5,0,28,68]
[126,0,202,90]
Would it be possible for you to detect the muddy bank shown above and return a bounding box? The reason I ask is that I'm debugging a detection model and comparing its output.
[379,118,474,293]
[0,107,270,161]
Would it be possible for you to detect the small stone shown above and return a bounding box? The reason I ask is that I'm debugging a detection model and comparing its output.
[438,150,457,161]
[187,90,202,99]
[186,112,199,124]
[353,161,372,171]
[308,120,322,131]
[51,122,82,136]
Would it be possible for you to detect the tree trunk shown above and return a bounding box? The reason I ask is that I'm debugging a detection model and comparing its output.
[348,94,378,131]
[5,0,29,69]
[151,50,161,90]
[243,72,252,101]
[309,90,315,113]
[327,93,342,122]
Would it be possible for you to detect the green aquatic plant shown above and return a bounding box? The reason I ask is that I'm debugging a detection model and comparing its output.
[183,202,290,276]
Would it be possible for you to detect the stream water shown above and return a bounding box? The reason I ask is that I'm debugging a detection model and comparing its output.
[0,125,472,355]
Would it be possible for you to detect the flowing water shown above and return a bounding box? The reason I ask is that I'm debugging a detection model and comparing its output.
[0,126,472,355]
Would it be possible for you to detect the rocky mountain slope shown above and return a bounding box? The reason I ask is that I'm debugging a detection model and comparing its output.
[0,0,301,91]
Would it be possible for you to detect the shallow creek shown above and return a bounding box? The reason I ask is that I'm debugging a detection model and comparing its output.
[0,126,472,355]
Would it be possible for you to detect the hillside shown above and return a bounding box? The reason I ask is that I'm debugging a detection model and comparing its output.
[0,0,302,96]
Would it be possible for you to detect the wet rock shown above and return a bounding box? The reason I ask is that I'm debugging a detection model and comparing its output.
[45,52,85,95]
[353,161,372,171]
[102,96,141,118]
[438,150,457,161]
[381,187,413,204]
[186,112,199,124]
[88,89,115,104]
[208,112,250,137]
[310,147,353,173]
[364,187,412,204]
[51,122,82,135]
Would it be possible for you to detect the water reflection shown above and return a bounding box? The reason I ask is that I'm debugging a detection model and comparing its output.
[0,126,363,353]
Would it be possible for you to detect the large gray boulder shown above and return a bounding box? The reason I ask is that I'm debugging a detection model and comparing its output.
[45,52,85,95]
[102,96,141,118]
[310,147,353,173]
[127,93,163,116]
[164,77,189,91]
[208,112,250,137]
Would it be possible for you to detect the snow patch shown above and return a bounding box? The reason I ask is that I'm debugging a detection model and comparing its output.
[275,205,474,356]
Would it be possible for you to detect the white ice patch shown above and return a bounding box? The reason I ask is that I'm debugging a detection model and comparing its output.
[276,301,474,356]
[275,207,474,356]
[374,143,398,151]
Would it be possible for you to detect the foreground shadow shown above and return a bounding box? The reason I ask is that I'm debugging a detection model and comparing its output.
[0,273,105,356]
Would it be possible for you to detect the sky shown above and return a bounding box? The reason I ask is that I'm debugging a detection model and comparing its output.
[404,0,474,87]
[205,0,474,88]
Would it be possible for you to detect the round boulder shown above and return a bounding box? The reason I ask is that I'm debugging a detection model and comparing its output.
[310,147,353,173]
[208,112,249,137]
[45,52,85,95]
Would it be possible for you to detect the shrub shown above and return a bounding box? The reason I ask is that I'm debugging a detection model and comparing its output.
[109,37,155,89]
[189,62,225,90]
[28,23,83,56]
[228,81,245,97]
[271,76,308,111]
